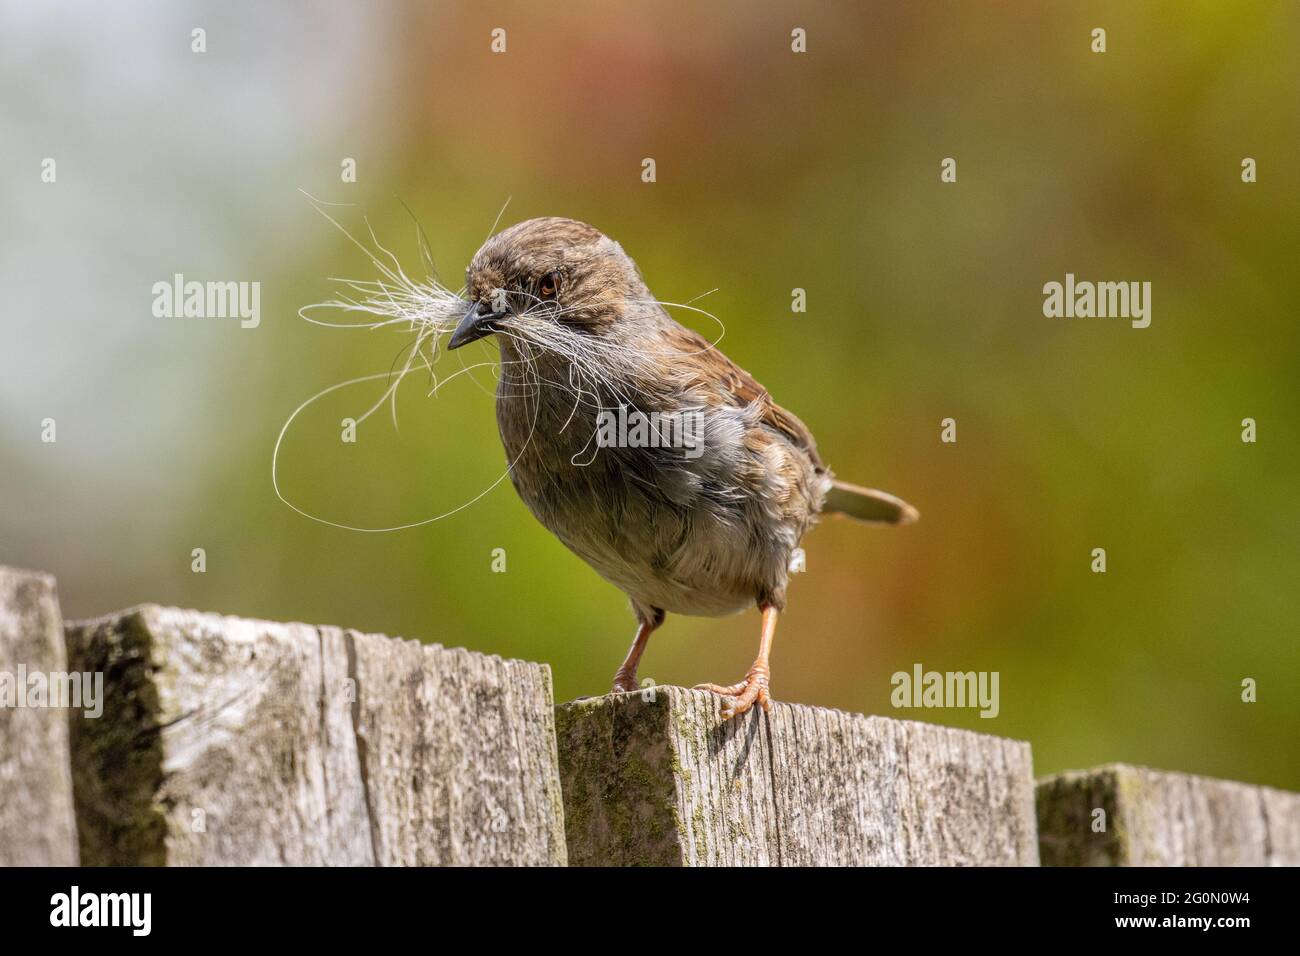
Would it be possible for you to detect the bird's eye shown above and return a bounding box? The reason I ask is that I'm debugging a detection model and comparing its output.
[538,271,561,300]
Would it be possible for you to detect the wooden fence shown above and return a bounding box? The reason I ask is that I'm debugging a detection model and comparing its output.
[1,564,1296,867]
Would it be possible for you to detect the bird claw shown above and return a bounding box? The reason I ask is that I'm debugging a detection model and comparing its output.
[694,666,771,720]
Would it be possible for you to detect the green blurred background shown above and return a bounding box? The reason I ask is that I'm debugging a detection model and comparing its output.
[2,1,1297,788]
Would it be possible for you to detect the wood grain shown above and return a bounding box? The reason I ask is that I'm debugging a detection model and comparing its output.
[557,685,1038,865]
[1038,764,1300,866]
[64,605,566,865]
[0,566,79,865]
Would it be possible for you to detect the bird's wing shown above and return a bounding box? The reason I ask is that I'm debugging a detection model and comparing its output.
[663,323,919,525]
[663,324,824,470]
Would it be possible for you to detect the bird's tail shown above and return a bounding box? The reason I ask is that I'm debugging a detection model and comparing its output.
[822,479,919,525]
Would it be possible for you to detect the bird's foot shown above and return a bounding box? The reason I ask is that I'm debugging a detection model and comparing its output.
[695,663,771,720]
[611,669,640,694]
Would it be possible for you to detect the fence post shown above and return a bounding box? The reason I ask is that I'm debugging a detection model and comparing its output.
[556,686,1038,865]
[1037,763,1300,866]
[14,561,1299,868]
[0,566,79,865]
[65,604,566,865]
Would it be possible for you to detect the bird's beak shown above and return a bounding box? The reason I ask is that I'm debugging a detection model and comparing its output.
[448,300,508,350]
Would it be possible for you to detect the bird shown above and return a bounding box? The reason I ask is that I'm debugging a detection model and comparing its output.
[447,217,917,719]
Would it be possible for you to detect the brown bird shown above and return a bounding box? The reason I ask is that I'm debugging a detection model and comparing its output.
[448,217,917,719]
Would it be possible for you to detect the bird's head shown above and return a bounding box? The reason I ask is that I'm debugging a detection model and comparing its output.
[448,217,649,351]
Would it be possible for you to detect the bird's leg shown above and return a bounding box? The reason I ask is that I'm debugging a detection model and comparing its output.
[611,611,663,694]
[695,603,778,720]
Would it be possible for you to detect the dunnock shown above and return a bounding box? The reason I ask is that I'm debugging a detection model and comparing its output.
[448,217,917,719]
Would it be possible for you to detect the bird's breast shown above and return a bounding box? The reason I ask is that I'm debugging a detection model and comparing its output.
[491,366,819,616]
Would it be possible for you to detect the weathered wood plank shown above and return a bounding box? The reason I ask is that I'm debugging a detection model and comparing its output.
[556,686,1038,866]
[65,606,566,866]
[346,634,566,865]
[1037,763,1300,866]
[0,566,80,865]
